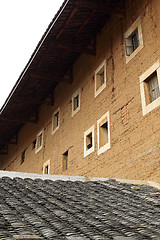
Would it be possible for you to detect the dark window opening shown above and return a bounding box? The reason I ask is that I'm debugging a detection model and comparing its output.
[21,150,26,164]
[37,133,43,149]
[96,66,105,91]
[32,139,36,149]
[125,28,139,56]
[53,111,59,130]
[73,95,79,111]
[63,150,68,171]
[99,121,108,148]
[45,165,49,174]
[86,133,93,150]
[145,71,160,104]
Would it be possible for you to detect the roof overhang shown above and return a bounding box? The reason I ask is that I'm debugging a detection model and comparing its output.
[0,0,125,154]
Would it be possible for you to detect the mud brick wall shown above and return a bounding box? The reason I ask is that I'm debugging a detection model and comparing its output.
[1,0,160,183]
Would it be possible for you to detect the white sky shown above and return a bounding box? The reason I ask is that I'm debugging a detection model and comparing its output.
[0,0,64,109]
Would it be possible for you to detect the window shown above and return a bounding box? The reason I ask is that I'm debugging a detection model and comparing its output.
[62,150,68,171]
[97,112,110,155]
[43,160,50,174]
[140,61,160,115]
[52,108,60,134]
[124,16,143,63]
[125,28,139,56]
[72,89,80,116]
[35,129,44,154]
[32,139,36,149]
[95,60,106,97]
[21,149,26,164]
[84,125,95,157]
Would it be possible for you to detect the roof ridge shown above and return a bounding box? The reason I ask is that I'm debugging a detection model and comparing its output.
[0,170,160,189]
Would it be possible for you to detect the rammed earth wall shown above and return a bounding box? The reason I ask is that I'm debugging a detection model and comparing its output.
[1,0,160,184]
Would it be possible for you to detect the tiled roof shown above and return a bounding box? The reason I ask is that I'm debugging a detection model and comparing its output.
[0,175,160,240]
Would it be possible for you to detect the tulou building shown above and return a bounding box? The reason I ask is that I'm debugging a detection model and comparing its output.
[0,0,160,184]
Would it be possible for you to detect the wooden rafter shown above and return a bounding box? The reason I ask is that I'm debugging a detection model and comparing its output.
[14,96,44,105]
[50,40,96,55]
[30,72,61,82]
[75,10,96,37]
[56,6,78,39]
[75,1,125,18]
[0,116,37,124]
[0,145,8,155]
[0,151,8,155]
[0,140,17,145]
[30,72,72,84]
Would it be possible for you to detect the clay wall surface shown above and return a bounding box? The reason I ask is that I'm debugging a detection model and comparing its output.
[1,0,160,183]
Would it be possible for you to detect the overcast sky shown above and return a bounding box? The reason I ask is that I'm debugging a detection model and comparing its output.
[0,0,64,109]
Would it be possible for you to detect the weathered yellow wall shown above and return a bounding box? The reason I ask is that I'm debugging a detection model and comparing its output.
[1,0,160,183]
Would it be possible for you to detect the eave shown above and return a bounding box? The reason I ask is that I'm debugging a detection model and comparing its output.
[0,0,125,154]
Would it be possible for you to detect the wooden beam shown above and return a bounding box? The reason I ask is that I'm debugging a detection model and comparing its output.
[0,145,8,155]
[0,140,17,145]
[50,40,96,55]
[0,152,8,155]
[31,72,61,82]
[74,1,125,18]
[14,96,44,105]
[75,10,96,37]
[30,72,72,84]
[0,116,37,124]
[56,6,78,39]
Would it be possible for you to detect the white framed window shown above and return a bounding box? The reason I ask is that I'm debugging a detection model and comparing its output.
[95,60,106,97]
[140,60,160,116]
[52,108,60,134]
[35,129,44,154]
[97,111,110,155]
[43,159,50,174]
[84,125,95,157]
[124,16,143,63]
[72,89,80,117]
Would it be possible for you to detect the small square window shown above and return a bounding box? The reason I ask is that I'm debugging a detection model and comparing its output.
[43,160,50,174]
[62,150,68,171]
[21,149,26,164]
[124,16,143,63]
[95,60,106,97]
[144,72,160,103]
[72,89,80,116]
[35,129,44,154]
[125,28,139,56]
[97,112,110,155]
[84,125,95,157]
[140,61,160,115]
[73,95,79,111]
[52,108,60,134]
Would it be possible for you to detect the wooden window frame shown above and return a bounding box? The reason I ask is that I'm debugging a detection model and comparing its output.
[95,60,106,97]
[124,16,143,64]
[84,125,95,157]
[35,129,44,154]
[140,60,160,115]
[72,89,80,117]
[97,111,111,155]
[52,107,60,134]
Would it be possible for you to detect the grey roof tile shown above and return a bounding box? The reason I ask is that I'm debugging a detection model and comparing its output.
[0,177,160,239]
